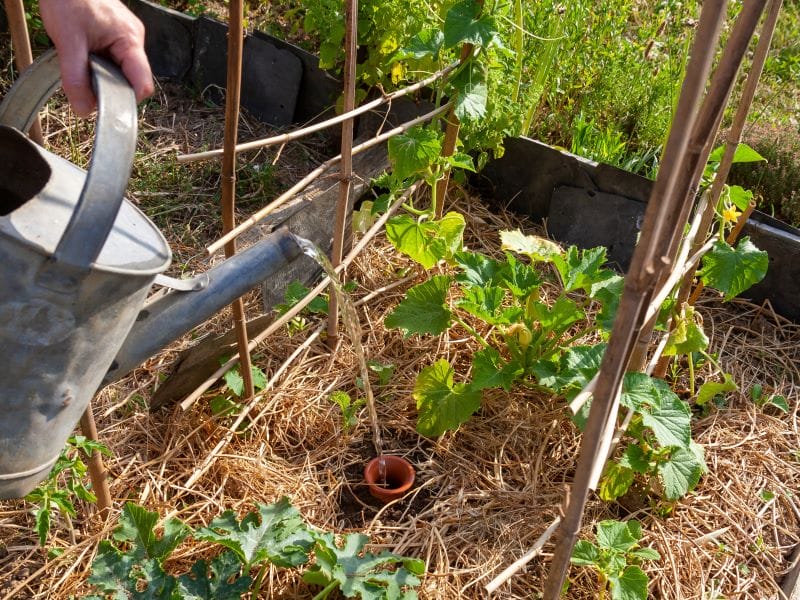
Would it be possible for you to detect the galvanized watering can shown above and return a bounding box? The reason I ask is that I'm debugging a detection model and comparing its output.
[0,51,300,498]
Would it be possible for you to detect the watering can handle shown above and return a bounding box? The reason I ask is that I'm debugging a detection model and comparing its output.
[0,49,136,273]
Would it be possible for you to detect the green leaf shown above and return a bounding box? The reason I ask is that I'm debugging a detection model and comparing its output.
[766,395,789,413]
[306,532,424,599]
[446,151,476,172]
[368,361,395,386]
[608,565,649,600]
[657,442,706,500]
[498,253,541,298]
[442,0,499,48]
[727,185,754,211]
[250,366,267,391]
[388,126,442,181]
[535,344,605,393]
[385,276,453,337]
[596,520,639,553]
[570,540,600,566]
[696,373,738,406]
[386,213,465,269]
[699,237,768,301]
[456,285,509,324]
[500,230,562,262]
[527,296,584,335]
[276,281,328,316]
[454,251,503,287]
[619,444,650,474]
[89,541,177,599]
[397,29,444,60]
[663,305,709,356]
[177,552,252,600]
[630,547,661,561]
[34,505,51,547]
[414,359,482,437]
[471,347,523,391]
[552,246,613,293]
[194,498,315,569]
[621,373,691,449]
[113,503,189,562]
[599,463,635,502]
[708,142,766,165]
[450,61,489,121]
[224,368,244,398]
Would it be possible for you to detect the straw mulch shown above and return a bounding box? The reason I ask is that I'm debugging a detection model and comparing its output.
[0,75,799,600]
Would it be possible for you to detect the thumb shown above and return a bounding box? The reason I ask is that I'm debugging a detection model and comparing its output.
[57,42,96,117]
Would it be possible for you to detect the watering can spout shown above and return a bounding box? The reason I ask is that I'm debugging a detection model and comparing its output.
[104,228,301,385]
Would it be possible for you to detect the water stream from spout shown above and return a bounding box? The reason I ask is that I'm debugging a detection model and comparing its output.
[292,235,385,470]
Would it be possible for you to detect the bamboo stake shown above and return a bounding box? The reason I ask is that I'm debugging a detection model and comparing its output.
[327,0,359,348]
[679,0,783,304]
[542,3,729,596]
[176,64,457,164]
[180,183,419,412]
[4,0,43,144]
[205,104,449,255]
[78,405,111,519]
[629,0,769,371]
[220,0,254,399]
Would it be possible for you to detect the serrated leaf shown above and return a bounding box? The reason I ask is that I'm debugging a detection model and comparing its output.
[535,344,605,393]
[396,29,444,60]
[306,532,424,599]
[447,152,476,172]
[599,463,635,502]
[443,0,499,48]
[177,552,252,600]
[250,366,267,391]
[570,540,600,566]
[388,126,442,181]
[34,505,50,547]
[385,276,453,337]
[414,359,482,437]
[619,444,650,474]
[450,62,488,121]
[454,252,503,287]
[657,442,706,500]
[471,347,523,391]
[696,373,738,406]
[89,541,177,600]
[113,503,189,563]
[456,285,509,324]
[194,497,314,569]
[597,520,639,553]
[766,395,789,413]
[224,369,244,397]
[608,565,649,600]
[621,374,691,449]
[552,246,614,293]
[663,305,709,356]
[500,230,562,262]
[528,296,584,334]
[386,213,465,268]
[498,252,541,297]
[699,237,768,300]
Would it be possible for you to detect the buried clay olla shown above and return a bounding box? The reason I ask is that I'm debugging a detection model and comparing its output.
[364,455,415,503]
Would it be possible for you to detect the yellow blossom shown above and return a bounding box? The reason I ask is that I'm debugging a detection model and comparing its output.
[722,205,742,224]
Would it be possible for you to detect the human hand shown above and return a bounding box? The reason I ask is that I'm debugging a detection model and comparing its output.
[39,0,154,116]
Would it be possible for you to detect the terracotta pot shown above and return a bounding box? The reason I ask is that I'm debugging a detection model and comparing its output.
[364,455,415,503]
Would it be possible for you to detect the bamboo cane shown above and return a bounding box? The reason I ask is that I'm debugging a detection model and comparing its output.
[176,64,456,164]
[629,0,769,371]
[542,2,729,596]
[79,406,112,519]
[679,0,783,304]
[220,0,254,399]
[4,0,43,144]
[327,0,359,348]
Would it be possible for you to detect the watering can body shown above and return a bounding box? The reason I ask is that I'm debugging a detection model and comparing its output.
[0,51,300,498]
[0,51,172,497]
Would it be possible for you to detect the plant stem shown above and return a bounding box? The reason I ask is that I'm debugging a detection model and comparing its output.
[250,563,268,600]
[688,352,696,398]
[454,316,490,348]
[312,580,340,600]
[598,571,607,600]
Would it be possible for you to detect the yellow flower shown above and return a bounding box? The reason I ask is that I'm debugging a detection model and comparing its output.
[722,205,742,224]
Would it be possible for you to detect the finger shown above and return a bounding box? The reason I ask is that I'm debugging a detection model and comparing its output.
[121,46,155,103]
[57,41,96,117]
